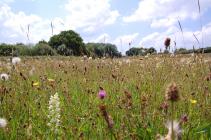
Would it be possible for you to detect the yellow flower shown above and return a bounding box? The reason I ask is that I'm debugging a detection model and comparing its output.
[48,78,55,82]
[32,82,39,86]
[190,99,197,104]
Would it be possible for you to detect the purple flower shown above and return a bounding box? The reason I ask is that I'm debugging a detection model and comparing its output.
[98,89,106,99]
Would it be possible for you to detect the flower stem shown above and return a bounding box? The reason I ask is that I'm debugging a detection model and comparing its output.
[171,101,175,140]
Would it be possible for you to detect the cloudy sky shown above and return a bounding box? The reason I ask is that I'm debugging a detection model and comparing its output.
[0,0,211,53]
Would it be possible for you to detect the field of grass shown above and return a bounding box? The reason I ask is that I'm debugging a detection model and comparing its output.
[0,54,211,139]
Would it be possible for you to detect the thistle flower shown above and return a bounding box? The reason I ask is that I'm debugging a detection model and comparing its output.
[12,57,21,65]
[165,83,179,102]
[0,73,9,81]
[98,87,106,99]
[0,118,7,128]
[48,93,61,135]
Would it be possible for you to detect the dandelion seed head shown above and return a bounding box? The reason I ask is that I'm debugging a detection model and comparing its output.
[0,73,9,81]
[12,57,21,65]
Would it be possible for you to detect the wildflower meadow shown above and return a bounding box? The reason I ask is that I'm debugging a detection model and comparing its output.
[0,54,210,139]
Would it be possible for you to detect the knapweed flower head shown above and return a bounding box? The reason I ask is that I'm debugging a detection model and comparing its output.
[164,38,171,49]
[180,114,188,123]
[12,57,21,65]
[48,92,61,135]
[165,82,179,102]
[98,87,106,99]
[0,118,7,128]
[0,73,9,81]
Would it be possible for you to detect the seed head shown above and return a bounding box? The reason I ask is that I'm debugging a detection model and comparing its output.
[164,38,171,49]
[165,83,179,102]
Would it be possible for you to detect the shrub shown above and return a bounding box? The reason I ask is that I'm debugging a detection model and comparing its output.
[32,43,57,56]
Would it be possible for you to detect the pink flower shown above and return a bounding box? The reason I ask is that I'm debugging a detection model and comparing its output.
[98,88,106,99]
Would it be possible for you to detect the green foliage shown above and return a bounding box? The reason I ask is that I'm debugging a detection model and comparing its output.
[0,43,14,56]
[175,47,211,54]
[86,43,121,58]
[31,43,57,56]
[0,43,31,56]
[57,44,72,56]
[126,47,157,56]
[48,30,86,56]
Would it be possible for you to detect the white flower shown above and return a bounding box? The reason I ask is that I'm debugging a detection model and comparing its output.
[48,93,61,135]
[0,118,7,128]
[165,121,182,140]
[170,53,175,57]
[0,73,9,81]
[191,53,195,57]
[145,53,150,58]
[29,67,35,76]
[157,120,182,140]
[83,55,88,61]
[88,57,92,60]
[12,57,21,65]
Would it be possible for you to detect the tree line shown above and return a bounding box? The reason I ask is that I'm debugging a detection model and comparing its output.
[1,30,211,57]
[0,30,121,58]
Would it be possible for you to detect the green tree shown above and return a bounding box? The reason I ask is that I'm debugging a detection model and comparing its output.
[126,47,146,56]
[48,30,86,56]
[86,43,121,58]
[32,42,57,56]
[146,47,157,54]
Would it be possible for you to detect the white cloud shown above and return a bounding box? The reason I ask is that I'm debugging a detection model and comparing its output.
[0,0,120,43]
[123,0,211,28]
[90,33,110,43]
[0,4,55,43]
[139,22,211,51]
[90,33,139,54]
[113,33,139,54]
[64,0,119,32]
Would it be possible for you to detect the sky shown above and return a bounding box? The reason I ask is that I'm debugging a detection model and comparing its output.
[0,0,211,54]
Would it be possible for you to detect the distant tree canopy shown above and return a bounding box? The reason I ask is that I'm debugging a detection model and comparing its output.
[86,43,121,58]
[48,30,87,56]
[174,47,211,54]
[31,42,57,56]
[126,47,156,56]
[0,43,31,56]
[2,29,211,57]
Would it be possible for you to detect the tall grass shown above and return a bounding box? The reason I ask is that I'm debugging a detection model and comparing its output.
[0,55,210,139]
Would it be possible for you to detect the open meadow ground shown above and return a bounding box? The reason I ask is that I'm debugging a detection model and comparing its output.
[0,54,211,139]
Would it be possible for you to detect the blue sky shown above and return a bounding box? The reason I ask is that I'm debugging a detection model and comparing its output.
[0,0,211,53]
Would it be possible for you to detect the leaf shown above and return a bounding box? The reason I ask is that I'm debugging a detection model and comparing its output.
[196,123,211,139]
